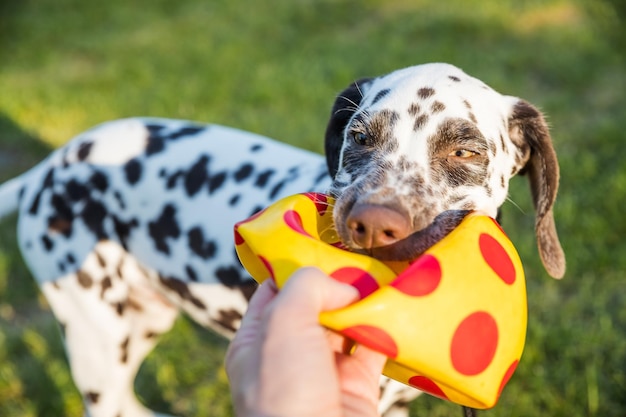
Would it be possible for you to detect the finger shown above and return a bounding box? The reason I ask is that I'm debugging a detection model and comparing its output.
[336,345,388,396]
[225,280,277,366]
[348,343,388,373]
[240,279,277,327]
[324,330,354,354]
[276,267,359,317]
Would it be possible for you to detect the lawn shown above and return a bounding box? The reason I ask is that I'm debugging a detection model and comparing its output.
[0,0,625,416]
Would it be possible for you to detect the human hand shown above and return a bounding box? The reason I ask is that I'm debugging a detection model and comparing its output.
[225,267,386,417]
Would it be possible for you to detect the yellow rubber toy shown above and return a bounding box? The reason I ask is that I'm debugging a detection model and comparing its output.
[234,192,526,409]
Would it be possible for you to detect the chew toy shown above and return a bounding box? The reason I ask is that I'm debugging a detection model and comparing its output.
[234,192,526,409]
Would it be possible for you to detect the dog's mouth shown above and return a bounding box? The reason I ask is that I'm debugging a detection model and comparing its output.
[354,210,471,262]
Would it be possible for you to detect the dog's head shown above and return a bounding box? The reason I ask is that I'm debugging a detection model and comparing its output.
[325,63,565,278]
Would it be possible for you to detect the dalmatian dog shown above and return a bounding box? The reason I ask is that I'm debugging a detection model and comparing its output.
[0,62,565,417]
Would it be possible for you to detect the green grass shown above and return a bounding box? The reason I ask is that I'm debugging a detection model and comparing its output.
[1,0,625,416]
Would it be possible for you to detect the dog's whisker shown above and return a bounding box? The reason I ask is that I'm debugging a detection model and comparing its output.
[353,80,366,100]
[505,196,526,215]
[337,94,362,112]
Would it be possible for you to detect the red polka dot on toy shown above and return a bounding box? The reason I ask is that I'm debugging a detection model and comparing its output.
[391,254,442,296]
[408,375,449,400]
[341,324,398,358]
[234,229,244,245]
[479,233,516,285]
[450,311,499,376]
[330,267,380,299]
[283,210,311,237]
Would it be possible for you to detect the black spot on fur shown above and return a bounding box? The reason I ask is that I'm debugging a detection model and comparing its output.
[41,235,54,251]
[500,134,507,152]
[113,190,126,210]
[268,167,300,200]
[89,171,109,193]
[48,194,74,236]
[51,194,73,221]
[185,264,199,282]
[449,75,461,82]
[185,155,210,197]
[100,276,112,298]
[255,169,275,188]
[84,391,100,404]
[216,266,244,286]
[115,302,125,315]
[124,158,142,185]
[187,227,217,260]
[229,194,241,206]
[66,180,89,201]
[48,217,73,237]
[250,144,263,152]
[95,251,106,267]
[145,123,166,134]
[372,88,390,105]
[159,275,207,309]
[66,252,76,264]
[28,168,54,215]
[81,200,109,239]
[213,308,243,333]
[120,337,130,363]
[208,171,227,194]
[77,141,94,161]
[418,87,435,99]
[148,204,180,254]
[414,114,429,131]
[408,103,421,117]
[146,136,165,156]
[166,170,184,189]
[269,180,286,200]
[77,270,94,288]
[431,101,446,113]
[168,126,205,140]
[112,216,139,250]
[237,281,259,301]
[42,168,54,186]
[234,163,254,182]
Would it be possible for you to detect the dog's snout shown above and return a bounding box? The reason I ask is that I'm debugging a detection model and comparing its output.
[346,204,411,248]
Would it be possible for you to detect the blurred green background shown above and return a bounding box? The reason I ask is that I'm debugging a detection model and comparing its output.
[0,0,624,416]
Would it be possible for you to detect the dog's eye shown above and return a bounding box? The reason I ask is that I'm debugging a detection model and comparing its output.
[351,131,370,146]
[449,149,478,158]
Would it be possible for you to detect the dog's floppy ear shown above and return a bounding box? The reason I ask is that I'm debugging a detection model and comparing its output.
[324,78,373,178]
[508,100,566,279]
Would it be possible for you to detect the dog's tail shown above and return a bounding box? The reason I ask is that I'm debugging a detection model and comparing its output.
[0,175,25,219]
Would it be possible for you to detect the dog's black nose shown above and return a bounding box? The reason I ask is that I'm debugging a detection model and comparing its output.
[347,203,411,248]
